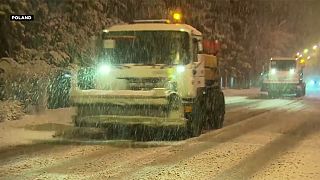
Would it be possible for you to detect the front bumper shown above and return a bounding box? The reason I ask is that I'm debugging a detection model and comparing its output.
[71,89,187,127]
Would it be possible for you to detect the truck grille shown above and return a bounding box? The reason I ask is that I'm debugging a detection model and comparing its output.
[121,77,167,90]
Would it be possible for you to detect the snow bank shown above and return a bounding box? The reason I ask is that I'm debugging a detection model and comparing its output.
[0,57,61,112]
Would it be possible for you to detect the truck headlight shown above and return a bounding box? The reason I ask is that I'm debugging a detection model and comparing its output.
[289,68,295,74]
[271,68,276,74]
[64,73,71,78]
[98,64,111,74]
[176,65,185,73]
[310,80,315,86]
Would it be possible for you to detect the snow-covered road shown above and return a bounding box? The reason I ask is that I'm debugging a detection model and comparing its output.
[1,88,320,179]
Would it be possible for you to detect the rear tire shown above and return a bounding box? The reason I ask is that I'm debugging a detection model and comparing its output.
[296,89,302,97]
[213,91,225,129]
[268,91,276,98]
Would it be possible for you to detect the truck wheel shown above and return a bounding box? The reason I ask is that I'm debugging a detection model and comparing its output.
[296,89,302,97]
[205,88,215,130]
[187,90,206,137]
[268,91,274,98]
[296,85,305,97]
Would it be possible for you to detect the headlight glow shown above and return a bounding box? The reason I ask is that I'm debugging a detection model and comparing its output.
[310,80,316,86]
[64,74,71,78]
[271,68,276,74]
[289,68,295,74]
[98,64,111,74]
[176,65,186,73]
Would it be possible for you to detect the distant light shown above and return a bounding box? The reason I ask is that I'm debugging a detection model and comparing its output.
[173,12,182,21]
[300,59,305,64]
[289,68,295,74]
[296,52,300,56]
[64,74,71,78]
[179,28,185,32]
[313,45,318,50]
[271,68,276,74]
[98,64,111,74]
[299,54,303,58]
[176,65,186,73]
[304,49,309,54]
[310,80,315,85]
[307,56,311,60]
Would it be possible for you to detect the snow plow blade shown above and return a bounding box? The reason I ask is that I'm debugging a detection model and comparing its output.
[72,103,188,140]
[70,89,188,140]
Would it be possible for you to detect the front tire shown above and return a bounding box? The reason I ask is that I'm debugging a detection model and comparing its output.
[187,89,206,137]
[204,88,225,130]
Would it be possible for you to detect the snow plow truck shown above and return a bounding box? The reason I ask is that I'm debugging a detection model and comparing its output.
[70,19,225,138]
[262,57,306,98]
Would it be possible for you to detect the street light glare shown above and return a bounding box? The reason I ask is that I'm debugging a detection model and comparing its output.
[173,12,182,21]
[304,49,309,54]
[313,45,318,50]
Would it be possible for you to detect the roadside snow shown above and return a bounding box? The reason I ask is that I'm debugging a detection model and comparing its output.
[223,88,261,97]
[0,100,25,122]
[0,108,75,149]
[223,88,261,105]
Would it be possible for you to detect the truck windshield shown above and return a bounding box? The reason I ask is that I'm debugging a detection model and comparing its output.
[271,60,296,71]
[101,31,190,65]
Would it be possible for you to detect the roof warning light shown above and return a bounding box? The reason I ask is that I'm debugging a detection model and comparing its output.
[173,12,182,21]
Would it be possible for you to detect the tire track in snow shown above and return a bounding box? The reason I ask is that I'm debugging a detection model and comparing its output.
[214,111,319,180]
[110,100,304,179]
[0,99,303,179]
